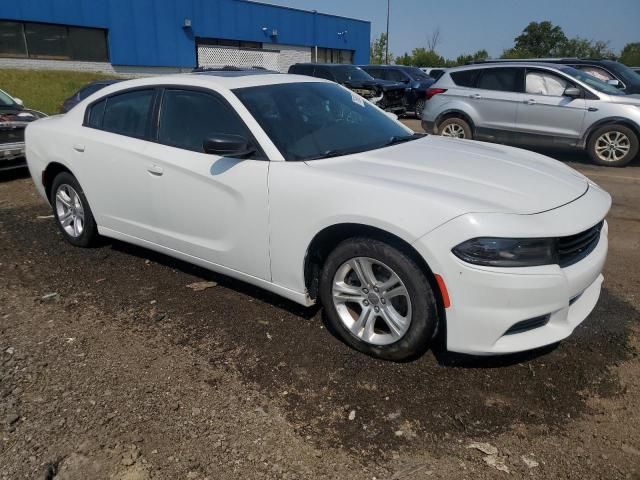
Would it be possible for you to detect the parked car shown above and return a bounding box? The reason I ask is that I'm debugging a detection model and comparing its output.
[1,88,46,172]
[288,63,406,114]
[360,65,435,117]
[26,70,610,361]
[59,79,121,113]
[422,62,640,167]
[427,68,447,81]
[471,58,640,95]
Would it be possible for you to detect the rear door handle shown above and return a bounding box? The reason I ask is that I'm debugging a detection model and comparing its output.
[469,94,482,99]
[73,143,85,153]
[147,164,164,176]
[525,99,536,105]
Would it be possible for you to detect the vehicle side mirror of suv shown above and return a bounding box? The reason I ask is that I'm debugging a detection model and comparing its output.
[13,97,24,106]
[606,79,622,88]
[563,87,582,98]
[203,134,256,158]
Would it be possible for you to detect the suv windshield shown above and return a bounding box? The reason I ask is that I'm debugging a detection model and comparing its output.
[234,82,419,161]
[0,89,17,108]
[562,67,626,96]
[332,66,374,83]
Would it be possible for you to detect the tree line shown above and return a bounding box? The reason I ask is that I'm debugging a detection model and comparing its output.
[370,21,640,67]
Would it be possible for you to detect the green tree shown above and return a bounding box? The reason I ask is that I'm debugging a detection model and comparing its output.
[454,49,489,66]
[513,21,567,57]
[407,48,446,67]
[395,53,413,66]
[558,37,614,59]
[370,33,392,64]
[620,42,640,66]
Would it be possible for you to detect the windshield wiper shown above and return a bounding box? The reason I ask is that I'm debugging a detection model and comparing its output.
[382,133,425,148]
[304,147,367,161]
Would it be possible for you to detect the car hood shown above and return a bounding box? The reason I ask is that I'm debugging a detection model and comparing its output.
[305,136,589,215]
[343,79,405,91]
[0,108,44,128]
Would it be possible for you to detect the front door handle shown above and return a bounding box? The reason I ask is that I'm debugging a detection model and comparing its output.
[73,143,85,153]
[525,99,537,105]
[147,164,164,176]
[469,94,482,99]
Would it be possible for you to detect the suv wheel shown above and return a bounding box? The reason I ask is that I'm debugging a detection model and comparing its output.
[588,125,638,167]
[50,172,99,247]
[319,238,439,362]
[438,117,472,139]
[414,99,426,118]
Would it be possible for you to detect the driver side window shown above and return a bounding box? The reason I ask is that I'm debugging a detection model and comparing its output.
[157,89,251,153]
[526,71,569,97]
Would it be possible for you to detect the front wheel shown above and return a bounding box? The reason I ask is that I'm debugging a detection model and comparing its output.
[319,238,439,362]
[588,125,638,167]
[438,117,472,139]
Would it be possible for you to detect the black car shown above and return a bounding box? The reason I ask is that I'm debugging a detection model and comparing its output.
[471,58,640,95]
[288,63,406,114]
[0,89,45,172]
[360,65,435,117]
[59,79,121,113]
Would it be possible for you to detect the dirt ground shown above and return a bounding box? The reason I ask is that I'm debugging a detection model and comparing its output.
[1,123,640,479]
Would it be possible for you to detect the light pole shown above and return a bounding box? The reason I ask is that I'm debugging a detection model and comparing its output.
[385,0,390,64]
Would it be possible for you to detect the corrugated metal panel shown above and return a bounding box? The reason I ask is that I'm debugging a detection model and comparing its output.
[0,0,370,68]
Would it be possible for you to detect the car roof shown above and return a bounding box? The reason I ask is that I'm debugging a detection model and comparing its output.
[292,63,359,68]
[90,72,331,94]
[446,62,567,72]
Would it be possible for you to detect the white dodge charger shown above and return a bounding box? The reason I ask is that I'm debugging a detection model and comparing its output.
[25,70,611,361]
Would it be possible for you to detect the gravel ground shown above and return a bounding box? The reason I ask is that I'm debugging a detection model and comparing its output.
[1,128,640,479]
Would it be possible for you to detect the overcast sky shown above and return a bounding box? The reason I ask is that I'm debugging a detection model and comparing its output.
[263,0,640,59]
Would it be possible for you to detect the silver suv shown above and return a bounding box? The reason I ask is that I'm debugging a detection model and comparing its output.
[422,63,640,167]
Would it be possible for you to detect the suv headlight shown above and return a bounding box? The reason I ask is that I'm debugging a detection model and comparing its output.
[452,237,556,267]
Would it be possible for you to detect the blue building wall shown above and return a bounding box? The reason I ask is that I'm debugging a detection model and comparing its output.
[0,0,371,67]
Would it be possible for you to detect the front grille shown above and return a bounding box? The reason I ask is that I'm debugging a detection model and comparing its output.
[557,221,604,268]
[0,127,25,144]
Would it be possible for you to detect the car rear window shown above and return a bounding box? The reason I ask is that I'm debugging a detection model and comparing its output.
[101,89,155,139]
[450,70,480,87]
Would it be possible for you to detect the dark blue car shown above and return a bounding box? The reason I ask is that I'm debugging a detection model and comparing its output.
[360,65,435,117]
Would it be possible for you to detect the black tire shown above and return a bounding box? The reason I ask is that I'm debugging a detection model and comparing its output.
[587,124,638,167]
[50,172,99,247]
[437,117,473,140]
[319,238,439,362]
[414,99,426,118]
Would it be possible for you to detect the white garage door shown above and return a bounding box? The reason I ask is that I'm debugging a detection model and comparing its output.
[196,44,311,73]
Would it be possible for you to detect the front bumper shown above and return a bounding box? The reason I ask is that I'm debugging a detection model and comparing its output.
[414,184,611,355]
[0,142,26,171]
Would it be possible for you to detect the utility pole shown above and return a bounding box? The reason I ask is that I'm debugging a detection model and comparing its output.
[385,0,390,64]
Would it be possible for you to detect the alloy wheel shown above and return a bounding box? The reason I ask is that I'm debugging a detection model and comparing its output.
[332,257,412,346]
[55,184,85,238]
[441,123,466,138]
[595,131,631,163]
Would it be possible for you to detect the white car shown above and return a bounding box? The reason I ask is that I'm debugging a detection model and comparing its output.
[25,70,611,361]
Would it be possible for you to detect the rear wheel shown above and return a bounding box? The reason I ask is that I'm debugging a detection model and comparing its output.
[588,124,638,167]
[414,99,426,118]
[319,238,439,362]
[50,172,98,247]
[438,117,472,139]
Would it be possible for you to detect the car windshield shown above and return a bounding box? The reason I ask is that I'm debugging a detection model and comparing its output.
[234,82,419,161]
[0,89,17,108]
[403,67,432,81]
[562,67,626,96]
[332,66,374,83]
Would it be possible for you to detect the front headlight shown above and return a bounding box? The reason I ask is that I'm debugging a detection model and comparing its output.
[452,237,557,267]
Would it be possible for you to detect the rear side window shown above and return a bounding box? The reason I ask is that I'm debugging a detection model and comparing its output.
[102,89,155,139]
[476,68,522,92]
[86,99,106,128]
[450,70,480,87]
[158,89,251,153]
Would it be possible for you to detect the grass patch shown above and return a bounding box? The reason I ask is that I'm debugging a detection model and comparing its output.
[0,69,120,115]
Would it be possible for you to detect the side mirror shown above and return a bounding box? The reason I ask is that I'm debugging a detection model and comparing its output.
[203,134,256,158]
[13,97,24,106]
[606,79,622,88]
[563,87,582,98]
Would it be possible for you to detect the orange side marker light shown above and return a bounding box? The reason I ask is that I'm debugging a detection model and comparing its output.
[434,274,451,309]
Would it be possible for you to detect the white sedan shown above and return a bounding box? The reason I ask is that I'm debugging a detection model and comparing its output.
[25,71,611,361]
